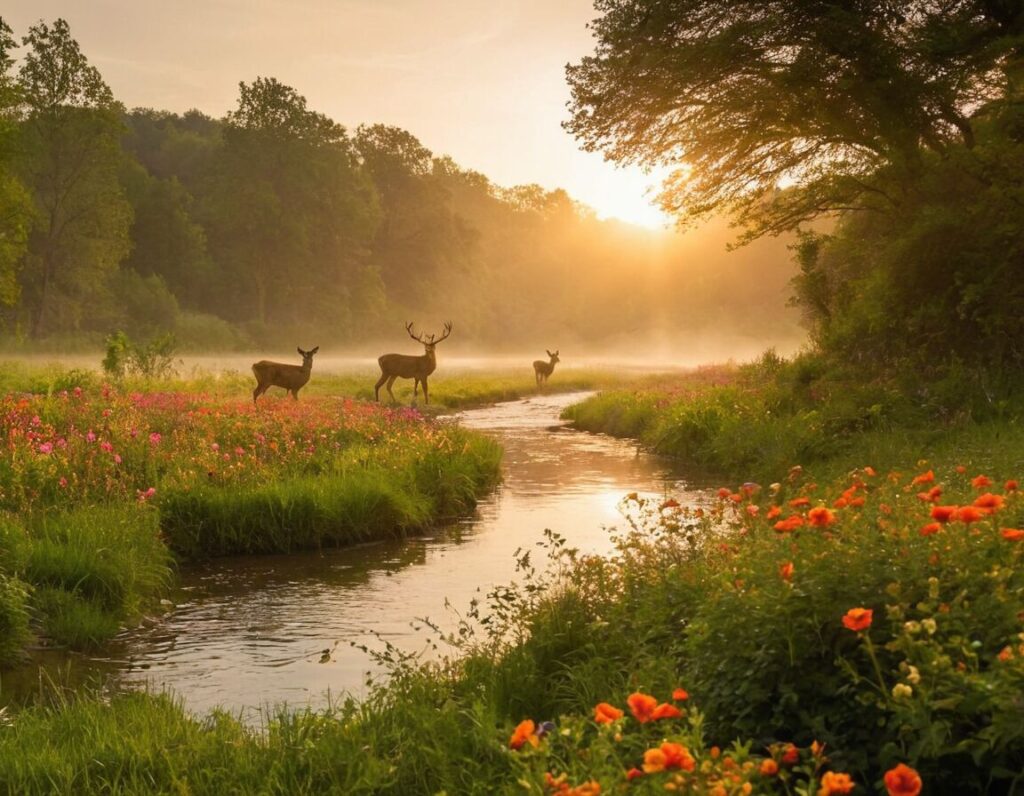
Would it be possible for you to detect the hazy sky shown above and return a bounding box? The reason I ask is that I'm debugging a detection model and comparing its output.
[5,0,671,227]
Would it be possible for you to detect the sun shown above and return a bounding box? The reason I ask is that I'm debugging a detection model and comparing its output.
[567,157,677,229]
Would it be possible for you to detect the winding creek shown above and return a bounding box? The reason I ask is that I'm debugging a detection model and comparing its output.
[2,392,715,720]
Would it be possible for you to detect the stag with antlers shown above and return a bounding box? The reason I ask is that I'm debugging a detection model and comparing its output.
[374,321,453,404]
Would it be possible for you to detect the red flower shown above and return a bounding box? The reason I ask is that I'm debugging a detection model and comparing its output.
[863,466,878,476]
[930,505,958,523]
[627,692,657,723]
[848,496,865,507]
[594,702,624,724]
[1002,528,1024,541]
[956,506,985,524]
[919,522,942,536]
[883,763,922,796]
[760,758,779,777]
[973,493,1004,510]
[971,474,992,489]
[766,505,782,519]
[789,496,811,507]
[779,561,795,582]
[1005,479,1018,492]
[717,487,732,499]
[773,515,805,533]
[781,744,799,765]
[842,607,873,632]
[671,688,689,701]
[625,768,644,782]
[808,507,836,527]
[911,470,934,486]
[650,702,682,720]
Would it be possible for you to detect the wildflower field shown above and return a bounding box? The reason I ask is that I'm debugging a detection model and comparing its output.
[0,385,501,660]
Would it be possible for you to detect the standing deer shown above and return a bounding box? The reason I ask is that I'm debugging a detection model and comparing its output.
[533,349,560,387]
[375,321,452,404]
[252,346,319,404]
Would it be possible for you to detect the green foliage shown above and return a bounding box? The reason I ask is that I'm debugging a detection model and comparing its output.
[0,573,30,666]
[102,330,179,380]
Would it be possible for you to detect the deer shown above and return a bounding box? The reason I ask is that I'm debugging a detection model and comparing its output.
[252,346,319,404]
[533,349,560,387]
[375,321,452,405]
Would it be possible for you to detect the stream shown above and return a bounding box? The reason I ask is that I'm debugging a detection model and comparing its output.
[1,392,715,720]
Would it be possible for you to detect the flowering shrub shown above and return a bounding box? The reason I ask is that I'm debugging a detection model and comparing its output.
[0,387,463,512]
[490,463,1024,791]
[504,688,923,794]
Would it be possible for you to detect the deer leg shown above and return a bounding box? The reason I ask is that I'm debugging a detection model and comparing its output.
[386,375,398,402]
[253,383,267,404]
[413,379,419,396]
[290,389,298,400]
[422,377,429,405]
[374,373,388,401]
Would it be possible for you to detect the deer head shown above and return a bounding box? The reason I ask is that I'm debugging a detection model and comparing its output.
[546,349,560,364]
[297,346,319,368]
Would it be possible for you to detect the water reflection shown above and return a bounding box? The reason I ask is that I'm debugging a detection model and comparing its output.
[1,392,714,718]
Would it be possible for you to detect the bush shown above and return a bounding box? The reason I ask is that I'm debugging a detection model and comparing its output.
[102,330,180,380]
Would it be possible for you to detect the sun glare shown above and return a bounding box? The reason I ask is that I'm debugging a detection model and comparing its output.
[567,158,677,229]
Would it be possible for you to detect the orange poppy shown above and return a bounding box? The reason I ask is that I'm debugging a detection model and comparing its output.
[930,505,958,523]
[625,768,644,781]
[650,702,682,720]
[848,496,866,507]
[789,496,811,507]
[883,764,922,796]
[717,487,732,499]
[842,607,873,632]
[773,515,805,533]
[766,505,782,519]
[919,522,942,536]
[509,719,539,750]
[818,771,855,795]
[760,759,779,777]
[1001,528,1024,541]
[971,474,992,489]
[808,507,836,527]
[593,702,624,724]
[973,493,1004,510]
[956,506,985,524]
[779,561,795,581]
[643,742,695,773]
[1005,480,1018,492]
[672,688,689,701]
[627,692,657,723]
[781,744,799,765]
[911,470,934,486]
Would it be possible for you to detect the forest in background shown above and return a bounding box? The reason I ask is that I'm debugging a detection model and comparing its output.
[0,17,802,357]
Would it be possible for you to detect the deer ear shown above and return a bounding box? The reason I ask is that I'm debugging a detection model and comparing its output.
[297,347,305,356]
[311,346,319,354]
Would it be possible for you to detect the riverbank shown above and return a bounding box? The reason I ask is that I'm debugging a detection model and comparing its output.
[0,387,501,663]
[4,360,1023,793]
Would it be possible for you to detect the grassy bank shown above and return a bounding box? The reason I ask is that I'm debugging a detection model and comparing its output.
[0,386,500,662]
[2,453,1022,793]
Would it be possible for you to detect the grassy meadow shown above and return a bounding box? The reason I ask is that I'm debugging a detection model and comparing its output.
[0,354,1022,792]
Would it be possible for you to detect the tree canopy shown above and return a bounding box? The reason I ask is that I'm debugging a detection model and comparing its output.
[566,0,1024,236]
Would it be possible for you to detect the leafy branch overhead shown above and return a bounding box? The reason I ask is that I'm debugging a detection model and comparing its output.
[565,0,1024,237]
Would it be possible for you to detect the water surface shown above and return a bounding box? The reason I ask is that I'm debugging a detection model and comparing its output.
[2,392,713,718]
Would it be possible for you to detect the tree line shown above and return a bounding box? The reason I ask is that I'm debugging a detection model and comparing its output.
[0,16,801,354]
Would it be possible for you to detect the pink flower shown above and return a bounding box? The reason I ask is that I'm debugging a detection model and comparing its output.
[86,431,96,442]
[149,432,162,445]
[100,441,113,453]
[37,442,53,454]
[113,454,122,465]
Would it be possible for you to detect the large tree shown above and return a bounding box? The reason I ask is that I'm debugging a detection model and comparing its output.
[204,77,378,335]
[16,18,130,336]
[566,0,1023,237]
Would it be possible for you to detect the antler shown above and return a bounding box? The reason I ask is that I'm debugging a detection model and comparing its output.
[405,321,426,343]
[434,321,453,344]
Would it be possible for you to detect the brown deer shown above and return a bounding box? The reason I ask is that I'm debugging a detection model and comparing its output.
[375,321,452,404]
[533,349,560,387]
[252,346,319,404]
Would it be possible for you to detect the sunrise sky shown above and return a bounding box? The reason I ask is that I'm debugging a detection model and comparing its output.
[4,0,672,227]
